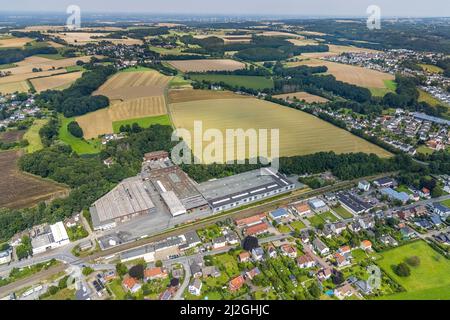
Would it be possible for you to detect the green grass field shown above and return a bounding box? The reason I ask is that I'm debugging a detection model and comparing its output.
[369,80,397,97]
[23,118,48,153]
[277,224,291,233]
[65,65,85,72]
[290,220,306,232]
[108,279,127,300]
[318,211,339,222]
[333,205,354,219]
[308,215,325,228]
[119,66,154,73]
[376,241,450,300]
[112,115,171,133]
[0,63,17,69]
[396,185,413,195]
[440,199,450,207]
[58,115,101,154]
[416,145,434,155]
[35,53,65,60]
[419,64,444,74]
[189,74,274,90]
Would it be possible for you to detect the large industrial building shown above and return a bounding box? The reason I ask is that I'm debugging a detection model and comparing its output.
[31,222,70,255]
[90,176,156,230]
[142,157,209,216]
[197,167,295,213]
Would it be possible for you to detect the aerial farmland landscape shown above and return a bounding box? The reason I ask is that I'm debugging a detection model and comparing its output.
[0,0,449,311]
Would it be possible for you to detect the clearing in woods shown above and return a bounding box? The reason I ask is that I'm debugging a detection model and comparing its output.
[0,150,68,209]
[23,119,48,153]
[169,97,392,163]
[58,115,102,154]
[167,59,246,73]
[287,58,394,89]
[30,71,83,92]
[189,74,274,90]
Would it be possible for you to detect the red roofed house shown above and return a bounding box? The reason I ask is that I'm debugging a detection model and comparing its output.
[360,240,373,251]
[238,251,251,263]
[334,284,356,300]
[297,254,316,268]
[122,276,142,293]
[338,245,351,255]
[291,202,311,217]
[235,214,266,228]
[317,268,332,281]
[334,253,350,267]
[280,244,297,258]
[244,222,269,236]
[229,275,245,291]
[144,267,168,281]
[420,187,431,198]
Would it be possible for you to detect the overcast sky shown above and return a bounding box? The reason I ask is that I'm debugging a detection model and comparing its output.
[1,0,449,17]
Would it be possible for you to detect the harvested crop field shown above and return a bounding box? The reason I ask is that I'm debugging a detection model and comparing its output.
[77,96,168,139]
[287,58,394,88]
[30,71,83,92]
[53,32,143,46]
[0,81,30,94]
[93,70,171,101]
[0,150,68,209]
[169,98,391,163]
[0,37,33,48]
[168,89,250,104]
[2,56,93,76]
[273,91,329,103]
[78,69,171,139]
[0,130,25,143]
[167,59,246,73]
[301,44,379,58]
[76,108,113,140]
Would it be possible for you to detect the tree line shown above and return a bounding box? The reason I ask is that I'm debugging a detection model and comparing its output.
[37,64,115,117]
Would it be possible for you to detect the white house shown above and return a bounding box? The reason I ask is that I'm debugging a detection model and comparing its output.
[358,180,370,192]
[188,278,203,296]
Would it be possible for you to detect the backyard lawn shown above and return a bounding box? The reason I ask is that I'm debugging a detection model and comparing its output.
[277,224,291,234]
[333,206,354,219]
[441,199,450,207]
[376,241,450,300]
[318,211,339,223]
[290,220,306,232]
[308,215,325,228]
[107,279,127,300]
